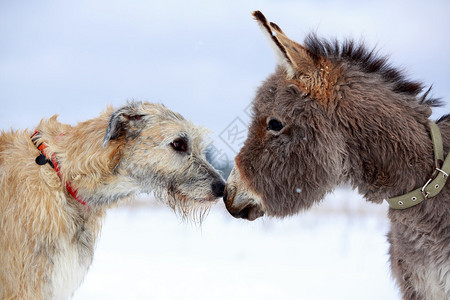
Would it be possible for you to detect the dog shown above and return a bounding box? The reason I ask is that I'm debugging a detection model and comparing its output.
[0,101,225,299]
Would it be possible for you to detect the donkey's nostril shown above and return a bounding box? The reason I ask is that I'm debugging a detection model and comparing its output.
[233,204,264,221]
[238,206,251,219]
[212,180,226,198]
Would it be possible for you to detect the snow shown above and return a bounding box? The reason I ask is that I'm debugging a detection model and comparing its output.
[74,188,400,300]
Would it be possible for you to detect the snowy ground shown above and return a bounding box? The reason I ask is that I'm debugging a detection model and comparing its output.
[73,188,400,300]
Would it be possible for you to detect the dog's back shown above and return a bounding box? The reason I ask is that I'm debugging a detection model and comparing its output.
[0,128,102,299]
[0,130,49,298]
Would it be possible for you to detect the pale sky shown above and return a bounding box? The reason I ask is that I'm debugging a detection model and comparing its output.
[1,0,449,159]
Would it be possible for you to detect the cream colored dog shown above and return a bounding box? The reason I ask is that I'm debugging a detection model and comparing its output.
[0,101,224,299]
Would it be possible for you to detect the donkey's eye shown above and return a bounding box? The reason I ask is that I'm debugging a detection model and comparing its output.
[171,138,188,153]
[267,119,284,132]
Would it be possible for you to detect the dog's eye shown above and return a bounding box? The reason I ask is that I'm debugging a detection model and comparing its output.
[171,138,188,153]
[267,119,283,132]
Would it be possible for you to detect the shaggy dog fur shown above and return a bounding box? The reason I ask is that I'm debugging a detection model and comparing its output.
[224,11,449,299]
[0,101,225,299]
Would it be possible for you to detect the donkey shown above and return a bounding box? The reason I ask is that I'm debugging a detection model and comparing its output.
[0,101,225,299]
[223,11,450,299]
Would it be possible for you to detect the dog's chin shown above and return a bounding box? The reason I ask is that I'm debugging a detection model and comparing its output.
[163,191,215,223]
[162,187,214,206]
[173,192,219,205]
[196,194,220,203]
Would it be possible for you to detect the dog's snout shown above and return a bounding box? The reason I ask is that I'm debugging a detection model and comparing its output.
[212,180,226,198]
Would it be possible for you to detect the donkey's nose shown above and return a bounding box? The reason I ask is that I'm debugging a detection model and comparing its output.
[212,180,226,198]
[234,204,264,221]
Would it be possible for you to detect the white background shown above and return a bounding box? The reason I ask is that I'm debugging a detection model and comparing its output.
[2,1,449,299]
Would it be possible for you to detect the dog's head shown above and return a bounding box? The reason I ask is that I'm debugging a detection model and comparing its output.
[102,101,225,217]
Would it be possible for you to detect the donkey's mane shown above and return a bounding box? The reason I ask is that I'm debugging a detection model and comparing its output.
[303,33,441,108]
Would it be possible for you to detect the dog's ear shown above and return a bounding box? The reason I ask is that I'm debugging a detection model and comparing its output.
[103,102,147,147]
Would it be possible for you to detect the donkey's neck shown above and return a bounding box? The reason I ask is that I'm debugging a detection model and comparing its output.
[337,83,435,204]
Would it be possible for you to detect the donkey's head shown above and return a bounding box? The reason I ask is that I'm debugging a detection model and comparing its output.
[223,11,346,220]
[223,11,435,220]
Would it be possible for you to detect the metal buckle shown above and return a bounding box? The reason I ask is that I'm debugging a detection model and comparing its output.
[436,168,449,178]
[421,178,432,199]
[421,167,448,199]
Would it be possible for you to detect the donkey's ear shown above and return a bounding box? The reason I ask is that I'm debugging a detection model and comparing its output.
[253,11,296,78]
[103,102,146,147]
[253,11,337,104]
[253,11,315,79]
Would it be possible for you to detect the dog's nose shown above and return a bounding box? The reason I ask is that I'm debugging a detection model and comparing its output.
[211,180,226,198]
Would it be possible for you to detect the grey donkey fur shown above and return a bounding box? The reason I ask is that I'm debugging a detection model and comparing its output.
[0,101,225,299]
[223,11,450,299]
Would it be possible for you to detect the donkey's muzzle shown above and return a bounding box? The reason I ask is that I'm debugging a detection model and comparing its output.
[232,203,264,221]
[223,185,264,221]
